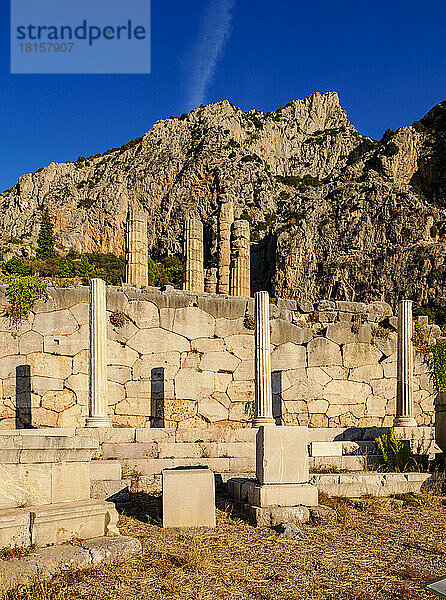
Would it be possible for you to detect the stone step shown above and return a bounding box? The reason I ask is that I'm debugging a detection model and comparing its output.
[309,455,384,472]
[310,440,377,457]
[307,426,434,443]
[311,472,445,497]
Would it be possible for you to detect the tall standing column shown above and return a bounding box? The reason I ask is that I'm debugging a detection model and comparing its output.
[230,219,251,297]
[125,208,148,286]
[217,195,234,294]
[252,291,275,427]
[183,217,204,292]
[86,278,112,428]
[394,299,417,427]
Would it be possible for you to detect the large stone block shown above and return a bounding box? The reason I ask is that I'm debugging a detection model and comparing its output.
[174,369,214,400]
[256,426,309,485]
[0,508,30,548]
[30,500,118,546]
[270,320,312,345]
[198,400,228,422]
[224,334,254,360]
[242,481,318,507]
[32,310,78,336]
[307,338,342,367]
[243,503,310,527]
[343,343,382,367]
[325,323,357,345]
[323,379,372,405]
[43,324,89,356]
[172,307,215,339]
[199,351,240,373]
[162,468,216,528]
[127,301,159,328]
[126,328,189,354]
[271,342,306,371]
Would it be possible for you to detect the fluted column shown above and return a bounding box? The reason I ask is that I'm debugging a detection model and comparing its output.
[217,196,234,294]
[86,278,112,427]
[230,219,251,297]
[253,291,275,427]
[183,217,204,292]
[394,299,417,427]
[204,268,218,294]
[125,208,148,286]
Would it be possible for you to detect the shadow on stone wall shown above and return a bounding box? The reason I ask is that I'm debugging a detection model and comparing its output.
[16,365,32,429]
[272,371,283,425]
[151,367,165,428]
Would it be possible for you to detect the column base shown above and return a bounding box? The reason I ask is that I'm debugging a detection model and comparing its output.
[393,416,417,427]
[252,417,276,427]
[85,417,113,428]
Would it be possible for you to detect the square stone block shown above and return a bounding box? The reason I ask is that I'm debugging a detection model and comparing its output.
[51,461,91,503]
[0,508,30,548]
[30,500,117,546]
[256,426,309,485]
[310,441,343,457]
[227,478,246,502]
[242,480,318,507]
[162,468,216,528]
[91,460,122,481]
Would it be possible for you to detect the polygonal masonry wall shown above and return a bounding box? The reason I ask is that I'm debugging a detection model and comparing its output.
[0,285,438,429]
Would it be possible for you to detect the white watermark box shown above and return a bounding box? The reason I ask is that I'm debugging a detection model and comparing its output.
[10,0,151,74]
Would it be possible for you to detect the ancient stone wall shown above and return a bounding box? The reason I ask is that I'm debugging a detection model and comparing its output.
[0,286,438,430]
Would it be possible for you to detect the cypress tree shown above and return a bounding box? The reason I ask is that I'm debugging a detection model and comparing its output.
[36,208,56,259]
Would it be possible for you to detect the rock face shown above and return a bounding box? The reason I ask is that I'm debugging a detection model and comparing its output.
[2,91,446,305]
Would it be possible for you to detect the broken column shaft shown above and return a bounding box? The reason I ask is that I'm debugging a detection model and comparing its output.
[183,217,204,292]
[125,208,148,287]
[230,219,250,297]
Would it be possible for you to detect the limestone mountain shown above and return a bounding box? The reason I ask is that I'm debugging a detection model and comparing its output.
[2,91,446,308]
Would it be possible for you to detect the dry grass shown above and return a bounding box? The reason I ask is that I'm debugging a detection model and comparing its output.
[3,489,446,600]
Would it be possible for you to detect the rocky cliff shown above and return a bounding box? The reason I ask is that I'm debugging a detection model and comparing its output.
[2,91,446,307]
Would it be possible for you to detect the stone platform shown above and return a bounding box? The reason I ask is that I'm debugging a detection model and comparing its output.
[0,431,119,549]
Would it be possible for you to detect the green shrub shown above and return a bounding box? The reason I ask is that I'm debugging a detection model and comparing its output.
[3,258,30,276]
[148,256,161,286]
[75,255,96,282]
[110,311,132,328]
[58,258,75,278]
[375,429,418,472]
[86,253,125,285]
[36,209,56,259]
[427,339,446,392]
[160,256,183,288]
[4,276,48,321]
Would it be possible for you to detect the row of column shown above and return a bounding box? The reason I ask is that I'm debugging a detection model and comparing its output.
[183,200,251,297]
[86,278,417,428]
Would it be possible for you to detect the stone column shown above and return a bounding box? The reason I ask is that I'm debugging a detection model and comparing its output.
[125,208,148,286]
[183,217,204,292]
[204,268,218,294]
[394,299,417,427]
[253,291,275,427]
[217,196,234,294]
[86,278,112,428]
[230,219,251,297]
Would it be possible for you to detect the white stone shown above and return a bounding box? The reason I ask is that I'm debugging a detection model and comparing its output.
[33,310,78,336]
[224,334,254,360]
[271,342,306,371]
[349,363,383,382]
[198,399,228,422]
[307,338,342,367]
[127,328,189,354]
[323,380,372,405]
[342,343,382,367]
[174,369,214,400]
[172,307,214,339]
[199,351,240,373]
[127,300,159,328]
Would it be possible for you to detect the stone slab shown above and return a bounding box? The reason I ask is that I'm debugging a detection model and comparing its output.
[256,426,309,485]
[310,441,343,457]
[242,481,318,507]
[162,468,216,528]
[30,499,118,546]
[0,536,140,591]
[242,503,310,527]
[0,509,30,549]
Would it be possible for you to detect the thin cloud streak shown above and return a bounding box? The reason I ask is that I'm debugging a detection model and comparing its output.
[185,0,236,111]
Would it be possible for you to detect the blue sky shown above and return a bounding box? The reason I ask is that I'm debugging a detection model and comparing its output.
[1,0,446,191]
